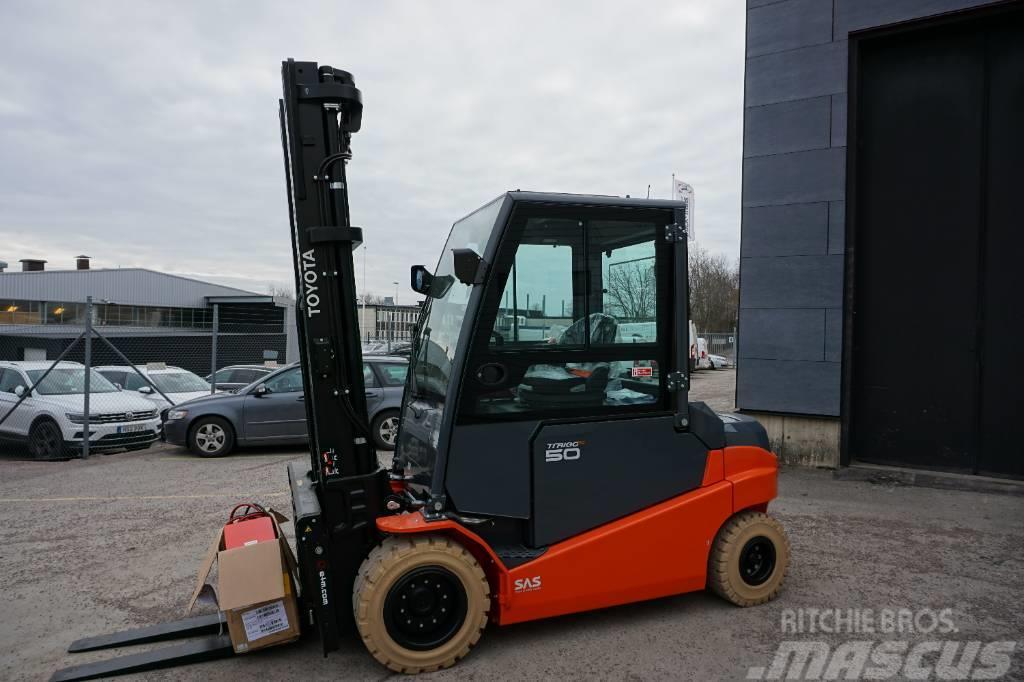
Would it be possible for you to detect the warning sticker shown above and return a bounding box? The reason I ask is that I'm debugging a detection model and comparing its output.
[241,600,290,641]
[631,366,654,378]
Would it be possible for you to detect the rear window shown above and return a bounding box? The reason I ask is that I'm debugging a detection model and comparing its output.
[375,363,408,386]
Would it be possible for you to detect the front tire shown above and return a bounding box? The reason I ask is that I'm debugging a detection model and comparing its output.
[28,419,64,459]
[353,536,490,673]
[187,416,235,457]
[708,511,790,606]
[371,410,400,451]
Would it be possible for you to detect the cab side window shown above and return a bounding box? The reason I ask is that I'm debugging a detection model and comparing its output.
[594,221,659,344]
[489,218,584,348]
[363,363,378,388]
[462,210,670,421]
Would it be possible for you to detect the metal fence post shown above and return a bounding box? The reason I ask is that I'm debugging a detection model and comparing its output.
[83,296,92,459]
[210,304,219,393]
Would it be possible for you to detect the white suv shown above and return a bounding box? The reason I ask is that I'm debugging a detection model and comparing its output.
[0,361,161,458]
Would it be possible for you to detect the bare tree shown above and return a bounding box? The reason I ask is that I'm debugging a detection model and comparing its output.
[267,285,295,303]
[361,293,392,305]
[606,260,656,321]
[689,246,738,332]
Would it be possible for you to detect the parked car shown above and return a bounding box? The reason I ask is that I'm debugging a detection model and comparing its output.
[688,320,699,371]
[96,364,213,409]
[204,364,276,392]
[707,353,732,369]
[386,341,413,357]
[0,361,161,458]
[165,357,408,457]
[695,337,710,370]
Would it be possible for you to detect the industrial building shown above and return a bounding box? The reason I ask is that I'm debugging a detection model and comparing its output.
[737,0,1022,478]
[0,256,297,375]
[356,300,422,344]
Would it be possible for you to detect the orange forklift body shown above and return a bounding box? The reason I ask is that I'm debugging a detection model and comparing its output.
[377,444,777,626]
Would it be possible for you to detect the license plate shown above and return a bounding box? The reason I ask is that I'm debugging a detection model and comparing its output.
[117,423,146,434]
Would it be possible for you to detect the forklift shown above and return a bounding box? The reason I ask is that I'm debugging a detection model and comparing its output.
[52,59,788,679]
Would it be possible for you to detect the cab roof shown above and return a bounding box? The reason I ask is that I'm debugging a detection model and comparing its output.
[504,191,687,211]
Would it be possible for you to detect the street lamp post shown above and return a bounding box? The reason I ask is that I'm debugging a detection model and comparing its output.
[392,280,399,345]
[361,245,367,344]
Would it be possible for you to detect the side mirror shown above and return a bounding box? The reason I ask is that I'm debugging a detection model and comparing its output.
[410,265,433,295]
[13,385,25,398]
[254,384,269,396]
[452,248,486,286]
[410,265,454,299]
[138,385,153,395]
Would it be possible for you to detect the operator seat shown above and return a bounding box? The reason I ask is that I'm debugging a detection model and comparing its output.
[517,313,618,408]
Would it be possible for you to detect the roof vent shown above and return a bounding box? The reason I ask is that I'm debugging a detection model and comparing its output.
[76,255,91,270]
[19,259,46,272]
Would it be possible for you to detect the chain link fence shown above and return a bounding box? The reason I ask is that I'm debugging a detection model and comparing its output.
[0,299,290,460]
[696,330,737,368]
[361,336,413,356]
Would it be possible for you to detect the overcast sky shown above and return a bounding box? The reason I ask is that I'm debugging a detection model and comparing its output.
[0,1,745,303]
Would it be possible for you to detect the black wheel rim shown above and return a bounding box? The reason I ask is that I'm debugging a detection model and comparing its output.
[739,536,776,586]
[31,423,61,458]
[383,566,467,651]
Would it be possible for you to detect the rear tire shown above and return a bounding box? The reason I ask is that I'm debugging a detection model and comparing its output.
[371,410,400,451]
[28,419,64,460]
[187,416,234,457]
[708,511,789,606]
[353,535,489,673]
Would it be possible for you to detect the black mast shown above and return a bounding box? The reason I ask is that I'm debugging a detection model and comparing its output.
[280,59,389,652]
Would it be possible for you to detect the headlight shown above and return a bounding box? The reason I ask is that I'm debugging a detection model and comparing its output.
[166,409,189,421]
[66,413,85,424]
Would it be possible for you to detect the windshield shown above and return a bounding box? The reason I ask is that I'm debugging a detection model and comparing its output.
[27,368,119,395]
[398,196,503,482]
[408,197,502,401]
[150,371,211,393]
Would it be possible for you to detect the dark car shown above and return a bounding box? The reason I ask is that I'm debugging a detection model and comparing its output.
[204,364,276,393]
[165,357,408,457]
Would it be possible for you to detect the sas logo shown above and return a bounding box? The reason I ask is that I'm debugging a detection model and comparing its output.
[545,440,586,463]
[514,576,542,593]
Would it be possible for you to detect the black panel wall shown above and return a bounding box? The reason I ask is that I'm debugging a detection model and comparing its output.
[849,8,1024,477]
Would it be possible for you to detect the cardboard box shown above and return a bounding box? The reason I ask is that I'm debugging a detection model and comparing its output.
[187,508,301,654]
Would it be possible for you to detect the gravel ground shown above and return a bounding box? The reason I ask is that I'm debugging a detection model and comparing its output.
[1,427,1021,681]
[689,366,736,413]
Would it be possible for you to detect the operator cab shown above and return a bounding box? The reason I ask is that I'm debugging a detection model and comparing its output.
[392,192,764,550]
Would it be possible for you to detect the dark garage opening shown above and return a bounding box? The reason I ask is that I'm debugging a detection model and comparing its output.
[846,6,1024,479]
